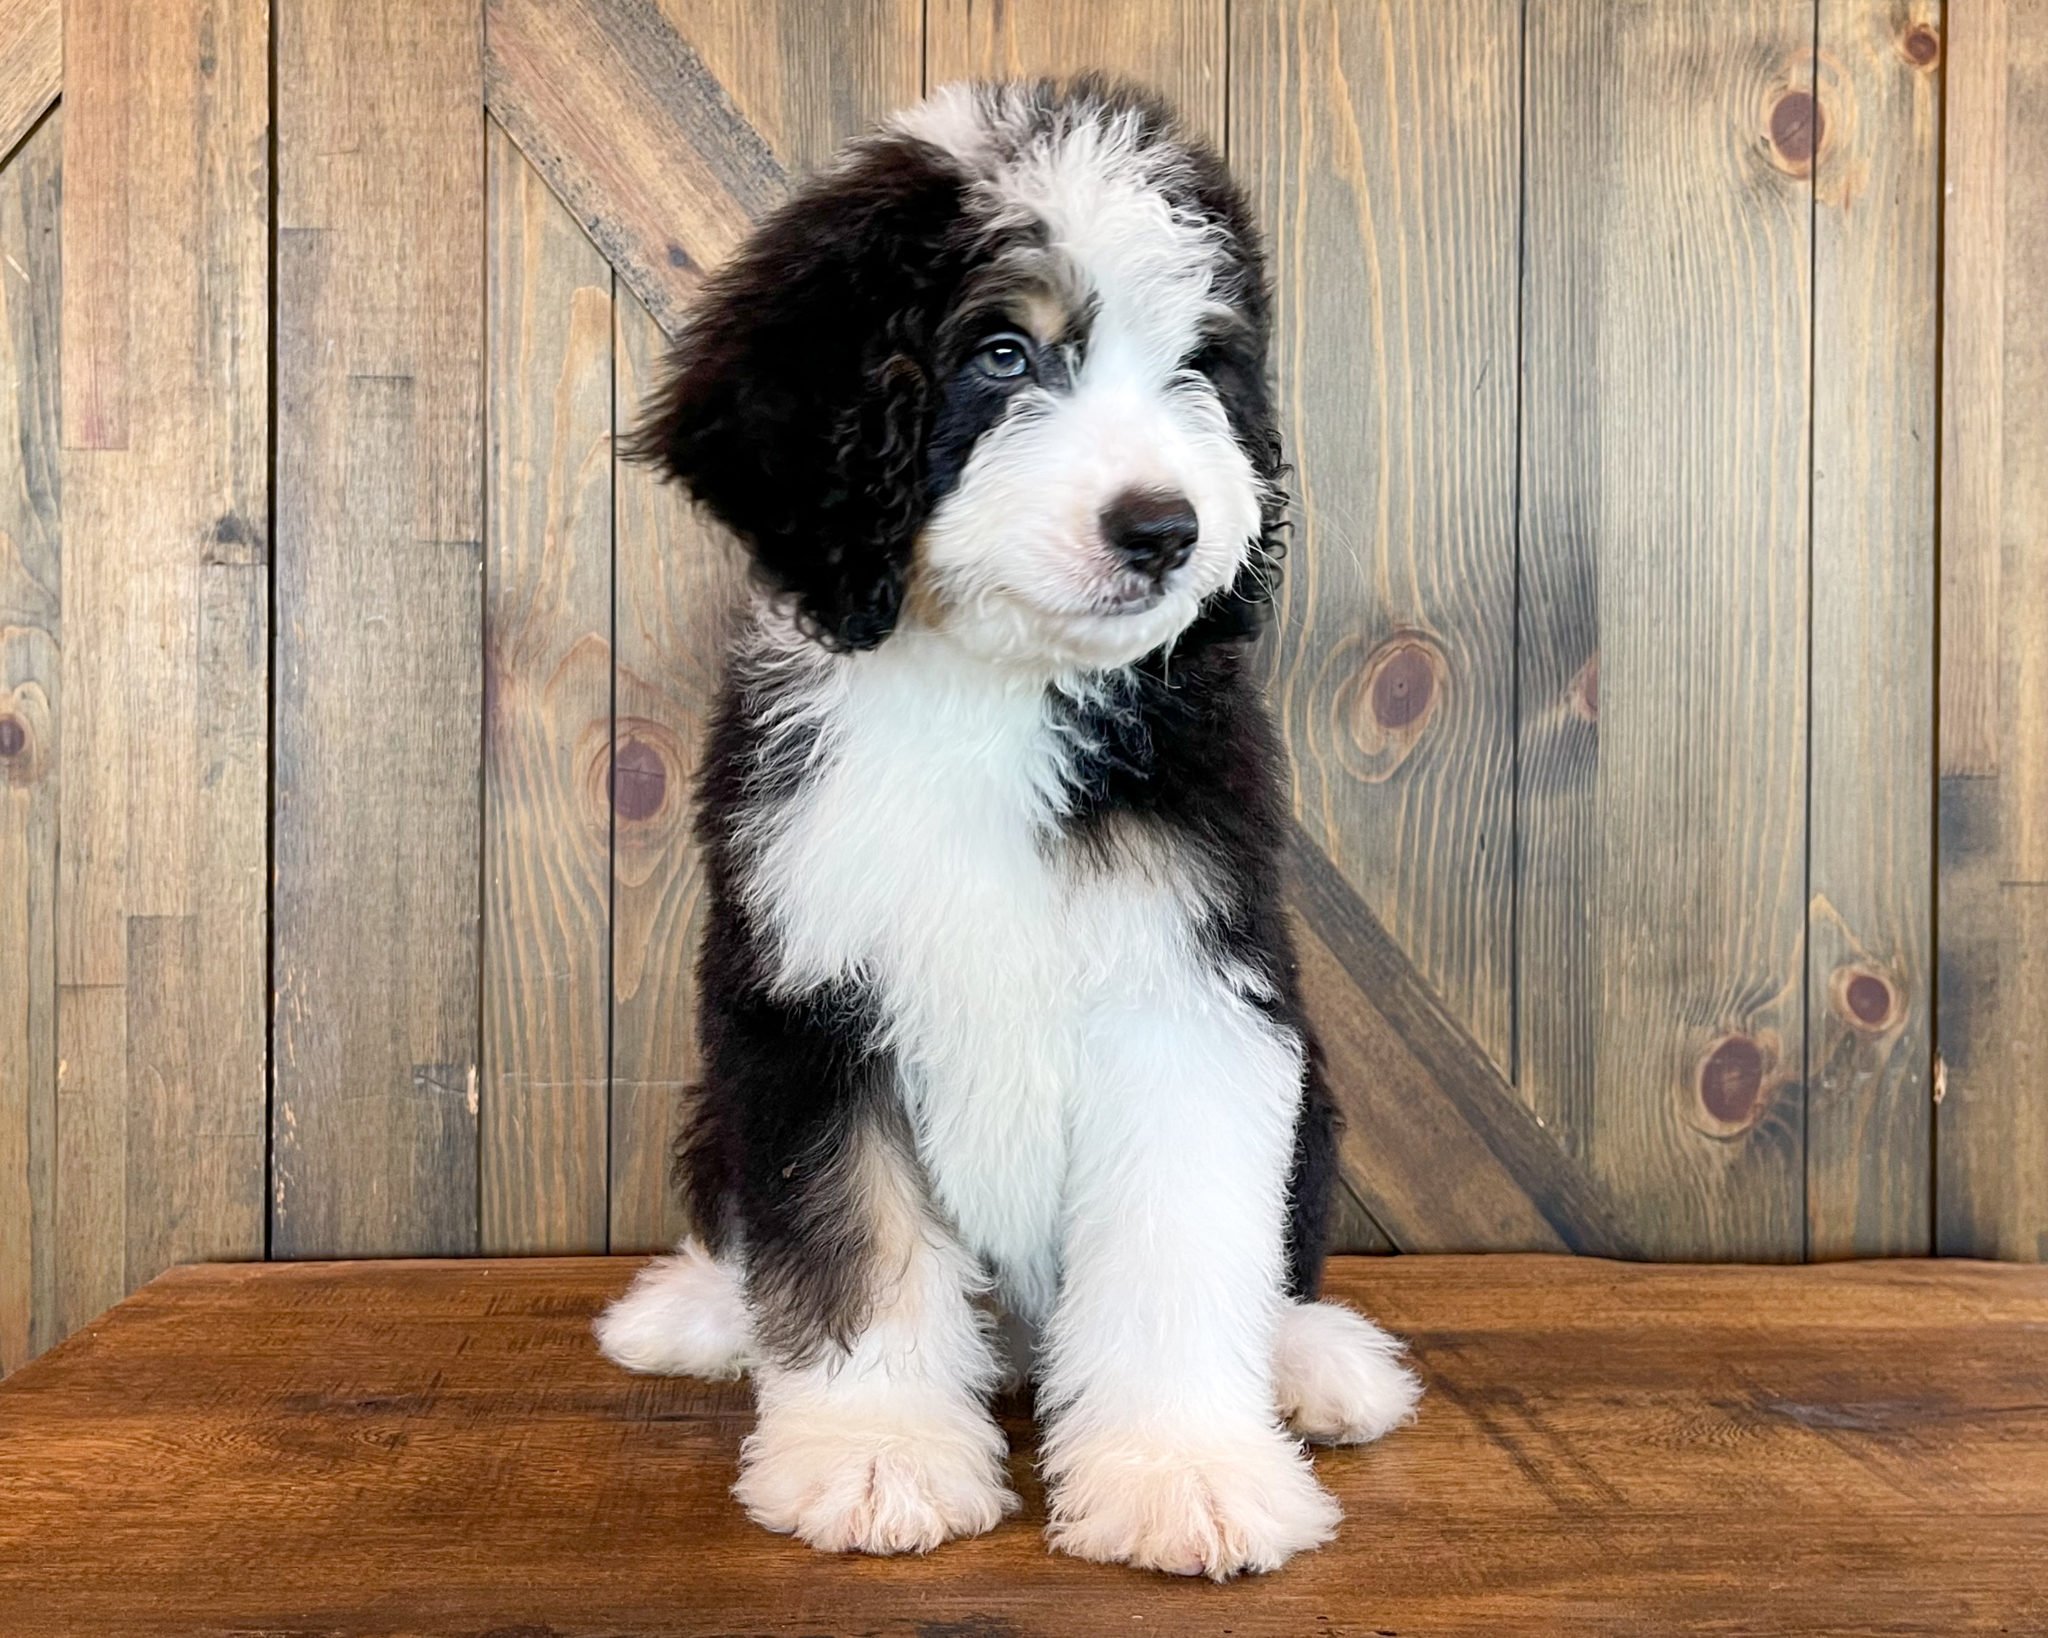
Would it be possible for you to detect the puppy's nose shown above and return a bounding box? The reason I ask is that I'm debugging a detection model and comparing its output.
[1101,489,1199,579]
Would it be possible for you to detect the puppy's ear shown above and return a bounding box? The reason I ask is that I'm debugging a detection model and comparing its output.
[628,137,967,649]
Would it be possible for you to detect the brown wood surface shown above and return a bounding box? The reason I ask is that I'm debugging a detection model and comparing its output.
[927,0,1225,143]
[1236,0,1521,1084]
[272,0,483,1257]
[1938,0,2048,1260]
[0,0,57,167]
[0,111,60,1374]
[2,1255,2043,1636]
[484,0,786,342]
[605,0,918,1252]
[1805,0,1940,1258]
[1289,827,1636,1256]
[481,122,615,1255]
[1519,2,1814,1259]
[52,0,268,1349]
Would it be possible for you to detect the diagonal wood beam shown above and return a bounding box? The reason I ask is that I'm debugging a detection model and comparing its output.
[1288,823,1640,1257]
[485,0,787,340]
[0,0,59,167]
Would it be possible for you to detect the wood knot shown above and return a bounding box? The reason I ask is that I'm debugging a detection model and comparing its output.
[1900,24,1940,67]
[1570,652,1599,723]
[666,242,691,269]
[1333,631,1448,784]
[1768,90,1823,175]
[612,735,670,823]
[0,688,49,785]
[1698,1034,1770,1130]
[1833,965,1900,1033]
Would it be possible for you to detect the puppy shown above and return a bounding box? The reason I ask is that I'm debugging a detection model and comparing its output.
[596,77,1420,1580]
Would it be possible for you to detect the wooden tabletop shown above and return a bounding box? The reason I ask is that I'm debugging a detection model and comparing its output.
[2,1256,2044,1636]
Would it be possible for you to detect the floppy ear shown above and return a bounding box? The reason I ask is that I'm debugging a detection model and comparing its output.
[1157,146,1287,648]
[627,137,968,650]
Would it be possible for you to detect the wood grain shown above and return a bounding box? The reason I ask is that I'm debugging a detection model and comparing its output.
[272,0,483,1257]
[1938,0,2048,1260]
[1290,827,1636,1256]
[1805,0,1939,1258]
[0,0,57,168]
[0,113,60,1375]
[481,122,614,1255]
[53,0,267,1338]
[926,0,1225,144]
[484,0,785,341]
[606,0,918,1251]
[1519,3,1814,1258]
[1235,0,1521,1080]
[2,1255,2044,1635]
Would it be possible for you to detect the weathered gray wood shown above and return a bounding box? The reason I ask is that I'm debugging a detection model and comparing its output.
[1290,828,1637,1257]
[1805,0,1940,1259]
[272,0,483,1257]
[1519,1,1813,1258]
[927,0,1225,144]
[1234,0,1521,1079]
[484,0,786,341]
[0,113,60,1374]
[481,121,614,1254]
[0,0,57,167]
[55,0,268,1338]
[1938,0,2048,1261]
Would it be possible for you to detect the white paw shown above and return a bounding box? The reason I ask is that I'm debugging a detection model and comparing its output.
[735,1402,1018,1555]
[1044,1423,1340,1580]
[1273,1299,1422,1444]
[593,1238,755,1378]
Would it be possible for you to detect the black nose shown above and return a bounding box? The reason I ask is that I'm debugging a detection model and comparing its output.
[1101,490,1199,579]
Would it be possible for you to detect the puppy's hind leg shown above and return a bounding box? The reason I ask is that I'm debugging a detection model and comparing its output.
[1273,1299,1422,1444]
[737,1113,1017,1556]
[595,1239,756,1379]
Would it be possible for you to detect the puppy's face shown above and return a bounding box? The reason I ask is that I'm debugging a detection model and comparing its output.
[635,79,1282,671]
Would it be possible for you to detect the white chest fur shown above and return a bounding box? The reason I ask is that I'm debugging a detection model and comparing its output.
[740,626,1222,1318]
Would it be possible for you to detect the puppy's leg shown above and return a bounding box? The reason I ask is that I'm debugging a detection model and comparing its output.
[1040,995,1338,1580]
[737,1112,1018,1555]
[1272,1299,1422,1444]
[595,1238,756,1378]
[1271,1059,1423,1444]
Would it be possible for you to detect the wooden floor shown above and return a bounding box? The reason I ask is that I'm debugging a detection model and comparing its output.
[1,1257,2043,1636]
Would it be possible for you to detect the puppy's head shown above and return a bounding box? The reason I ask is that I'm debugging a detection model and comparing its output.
[632,77,1283,670]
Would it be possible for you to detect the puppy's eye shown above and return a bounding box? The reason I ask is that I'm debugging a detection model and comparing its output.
[972,333,1034,382]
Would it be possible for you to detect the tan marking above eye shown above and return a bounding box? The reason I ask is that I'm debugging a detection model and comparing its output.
[1015,288,1073,346]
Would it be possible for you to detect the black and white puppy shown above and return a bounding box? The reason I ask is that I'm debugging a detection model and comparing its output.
[595,77,1420,1580]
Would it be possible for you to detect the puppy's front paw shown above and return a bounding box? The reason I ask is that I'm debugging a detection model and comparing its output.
[1273,1299,1423,1444]
[735,1404,1018,1556]
[1044,1424,1339,1580]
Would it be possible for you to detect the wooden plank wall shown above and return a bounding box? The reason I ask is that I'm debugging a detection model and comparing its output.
[1,0,2042,1373]
[1939,0,2048,1261]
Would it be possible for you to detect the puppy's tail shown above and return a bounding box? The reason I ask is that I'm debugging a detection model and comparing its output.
[594,1237,756,1379]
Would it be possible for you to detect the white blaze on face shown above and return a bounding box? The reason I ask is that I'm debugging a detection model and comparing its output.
[898,88,1265,671]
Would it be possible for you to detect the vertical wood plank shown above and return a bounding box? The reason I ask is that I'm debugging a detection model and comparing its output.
[606,0,919,1250]
[1938,0,2048,1260]
[926,0,1225,144]
[1235,0,1520,1085]
[1805,0,1939,1259]
[480,122,614,1254]
[55,0,268,1335]
[1519,2,1814,1258]
[0,113,60,1373]
[273,0,484,1257]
